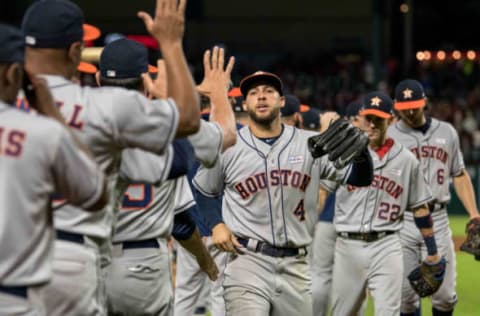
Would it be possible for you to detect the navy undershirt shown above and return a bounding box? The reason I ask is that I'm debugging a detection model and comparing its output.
[413,116,432,134]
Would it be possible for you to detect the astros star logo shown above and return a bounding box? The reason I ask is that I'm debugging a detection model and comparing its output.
[370,96,382,107]
[402,88,413,99]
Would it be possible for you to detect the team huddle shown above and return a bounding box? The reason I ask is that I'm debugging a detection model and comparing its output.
[1,0,479,316]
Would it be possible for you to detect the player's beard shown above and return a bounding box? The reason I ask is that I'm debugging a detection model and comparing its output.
[248,107,281,127]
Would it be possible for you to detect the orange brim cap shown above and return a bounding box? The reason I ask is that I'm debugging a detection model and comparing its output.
[83,24,101,42]
[394,99,426,110]
[148,64,158,73]
[77,61,97,74]
[300,104,310,112]
[360,109,392,119]
[228,87,242,97]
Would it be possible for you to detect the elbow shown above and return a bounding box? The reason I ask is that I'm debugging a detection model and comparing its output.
[177,116,201,137]
[85,179,109,212]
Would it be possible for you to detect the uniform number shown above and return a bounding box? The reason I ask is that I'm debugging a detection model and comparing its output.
[377,202,401,221]
[293,199,306,221]
[121,184,153,211]
[437,169,445,185]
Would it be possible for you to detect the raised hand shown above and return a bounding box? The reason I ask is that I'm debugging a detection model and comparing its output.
[197,46,235,96]
[137,0,186,48]
[143,59,167,99]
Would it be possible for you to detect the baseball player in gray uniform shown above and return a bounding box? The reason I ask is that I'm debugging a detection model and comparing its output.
[330,91,443,316]
[193,71,374,316]
[389,79,480,316]
[20,0,200,314]
[311,103,367,316]
[0,24,107,316]
[98,39,235,315]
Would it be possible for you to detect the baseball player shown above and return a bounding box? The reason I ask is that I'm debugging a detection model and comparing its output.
[0,24,106,315]
[19,0,201,314]
[388,79,480,316]
[193,71,374,316]
[280,94,303,128]
[311,102,367,316]
[330,91,443,316]
[98,39,235,315]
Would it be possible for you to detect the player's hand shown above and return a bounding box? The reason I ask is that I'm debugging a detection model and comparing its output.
[425,253,441,264]
[212,223,243,253]
[143,59,167,99]
[137,0,186,48]
[319,111,340,133]
[196,252,219,281]
[197,46,235,97]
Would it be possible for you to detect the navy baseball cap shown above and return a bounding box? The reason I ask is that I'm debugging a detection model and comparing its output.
[22,0,100,48]
[0,24,25,63]
[344,101,363,118]
[394,79,426,110]
[360,91,393,119]
[239,71,283,96]
[100,39,157,79]
[281,94,301,116]
[301,108,321,130]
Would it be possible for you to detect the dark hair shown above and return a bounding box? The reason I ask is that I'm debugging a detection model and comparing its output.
[99,76,143,91]
[200,95,211,111]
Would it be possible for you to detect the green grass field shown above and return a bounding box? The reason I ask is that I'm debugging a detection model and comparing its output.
[364,215,480,316]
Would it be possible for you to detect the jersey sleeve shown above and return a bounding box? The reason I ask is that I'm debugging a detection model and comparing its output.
[52,127,105,209]
[449,126,465,176]
[119,146,173,184]
[319,179,339,192]
[407,159,433,210]
[187,120,223,168]
[111,91,179,154]
[192,157,225,197]
[173,177,196,215]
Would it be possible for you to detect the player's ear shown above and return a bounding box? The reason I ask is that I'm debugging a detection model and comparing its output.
[67,41,83,68]
[95,71,100,87]
[5,63,22,91]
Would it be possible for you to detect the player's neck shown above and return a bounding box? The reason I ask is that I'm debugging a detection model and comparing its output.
[25,49,75,81]
[369,134,387,151]
[249,117,283,138]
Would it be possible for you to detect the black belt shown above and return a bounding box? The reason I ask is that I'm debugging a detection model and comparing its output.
[56,230,84,244]
[337,231,395,242]
[236,237,306,258]
[428,202,447,213]
[118,238,160,249]
[0,285,27,298]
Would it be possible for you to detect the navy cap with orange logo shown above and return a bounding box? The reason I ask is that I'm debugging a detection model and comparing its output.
[239,71,283,96]
[359,91,393,119]
[394,79,426,110]
[228,87,245,113]
[344,101,363,118]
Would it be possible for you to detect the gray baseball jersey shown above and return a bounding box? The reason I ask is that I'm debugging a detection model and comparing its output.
[334,141,432,232]
[0,101,104,285]
[37,75,179,241]
[388,118,464,203]
[113,120,223,242]
[193,124,348,247]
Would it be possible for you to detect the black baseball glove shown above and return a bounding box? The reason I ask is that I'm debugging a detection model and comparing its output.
[460,217,480,260]
[407,256,446,297]
[307,118,369,169]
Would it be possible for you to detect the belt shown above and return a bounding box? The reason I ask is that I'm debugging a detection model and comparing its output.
[428,202,447,213]
[236,237,306,258]
[119,238,160,250]
[0,285,27,298]
[337,231,395,242]
[56,229,84,244]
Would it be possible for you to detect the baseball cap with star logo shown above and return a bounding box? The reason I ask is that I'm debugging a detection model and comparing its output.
[394,79,426,110]
[359,91,393,119]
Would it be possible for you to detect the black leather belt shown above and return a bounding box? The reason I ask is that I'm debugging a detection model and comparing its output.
[0,285,27,298]
[236,237,306,258]
[428,202,447,213]
[56,229,84,244]
[337,231,395,242]
[119,238,160,249]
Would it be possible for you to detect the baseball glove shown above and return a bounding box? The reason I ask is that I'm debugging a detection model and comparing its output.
[307,118,369,169]
[407,256,446,297]
[460,217,480,260]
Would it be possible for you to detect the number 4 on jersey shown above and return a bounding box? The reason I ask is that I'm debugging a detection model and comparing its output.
[294,199,306,221]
